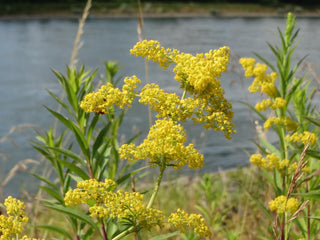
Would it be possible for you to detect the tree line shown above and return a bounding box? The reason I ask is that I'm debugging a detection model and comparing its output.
[1,0,318,6]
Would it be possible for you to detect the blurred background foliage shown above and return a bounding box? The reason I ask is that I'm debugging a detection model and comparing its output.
[0,0,318,15]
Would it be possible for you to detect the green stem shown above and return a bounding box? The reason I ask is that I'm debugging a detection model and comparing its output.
[113,226,135,240]
[176,88,187,115]
[181,89,187,101]
[147,164,166,208]
[113,164,166,240]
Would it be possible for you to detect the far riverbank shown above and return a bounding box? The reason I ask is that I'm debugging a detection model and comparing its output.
[0,3,319,20]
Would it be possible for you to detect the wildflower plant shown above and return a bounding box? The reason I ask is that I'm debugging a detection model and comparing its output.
[0,196,42,240]
[32,62,141,240]
[63,40,236,239]
[240,13,320,239]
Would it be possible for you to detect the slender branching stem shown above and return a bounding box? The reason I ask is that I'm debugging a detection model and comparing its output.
[147,164,166,209]
[306,182,310,240]
[101,220,108,240]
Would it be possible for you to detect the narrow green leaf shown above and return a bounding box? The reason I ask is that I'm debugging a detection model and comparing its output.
[46,89,75,119]
[302,116,320,127]
[258,137,280,156]
[278,27,286,52]
[38,186,64,203]
[71,123,90,160]
[116,166,148,185]
[245,190,273,221]
[92,125,110,159]
[46,147,86,166]
[293,192,320,201]
[36,225,73,240]
[58,159,89,180]
[63,174,71,194]
[45,106,73,130]
[238,101,267,122]
[45,204,100,232]
[69,174,86,183]
[86,114,100,140]
[31,173,59,191]
[64,74,79,111]
[149,232,180,240]
[309,216,320,221]
[32,145,54,163]
[306,150,320,160]
[286,78,303,104]
[250,140,268,155]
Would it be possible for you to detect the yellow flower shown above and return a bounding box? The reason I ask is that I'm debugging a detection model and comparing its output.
[249,154,263,167]
[272,97,286,109]
[119,119,204,170]
[269,195,299,214]
[168,209,211,237]
[255,99,273,111]
[287,197,299,213]
[65,180,165,230]
[261,82,277,97]
[0,197,29,239]
[138,83,196,121]
[285,117,299,131]
[264,117,281,130]
[286,131,317,145]
[240,58,278,97]
[239,58,256,77]
[80,76,141,114]
[255,97,286,112]
[131,40,235,138]
[173,47,230,95]
[130,40,179,69]
[64,179,117,206]
[250,153,288,174]
[264,116,298,131]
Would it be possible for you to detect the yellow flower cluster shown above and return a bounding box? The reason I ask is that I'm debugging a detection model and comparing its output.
[130,40,179,69]
[90,190,164,230]
[130,40,235,138]
[138,83,235,138]
[119,119,204,169]
[0,197,42,240]
[138,83,197,121]
[80,75,141,114]
[288,162,311,174]
[173,47,230,95]
[255,97,286,112]
[239,58,278,97]
[264,116,298,131]
[269,195,299,214]
[286,131,317,145]
[65,179,164,230]
[168,208,211,238]
[64,179,116,206]
[250,153,289,172]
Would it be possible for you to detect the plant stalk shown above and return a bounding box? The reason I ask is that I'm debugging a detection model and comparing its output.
[101,220,108,240]
[147,164,166,209]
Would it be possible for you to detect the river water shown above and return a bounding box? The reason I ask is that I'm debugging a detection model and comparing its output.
[1,16,319,196]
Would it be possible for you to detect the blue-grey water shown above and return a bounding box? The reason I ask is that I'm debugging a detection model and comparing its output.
[1,17,320,197]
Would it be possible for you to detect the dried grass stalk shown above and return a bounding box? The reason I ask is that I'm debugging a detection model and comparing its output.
[70,0,92,68]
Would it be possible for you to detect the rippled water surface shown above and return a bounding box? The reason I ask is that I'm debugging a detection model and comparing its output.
[1,17,319,195]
